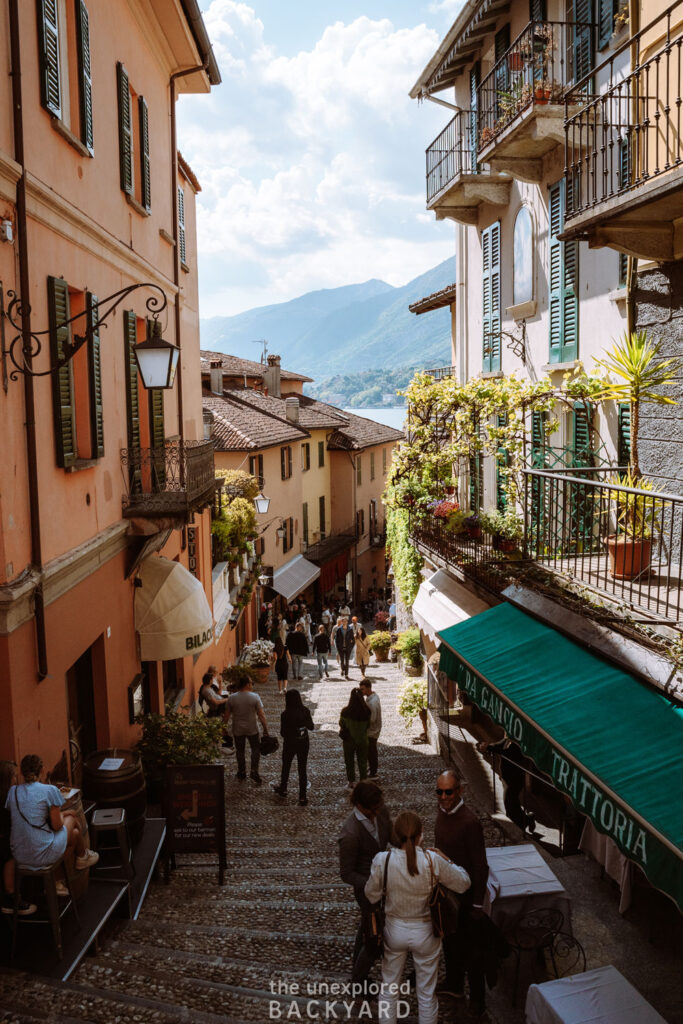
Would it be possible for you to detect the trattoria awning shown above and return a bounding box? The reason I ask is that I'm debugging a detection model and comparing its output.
[135,556,213,660]
[272,555,320,603]
[438,603,683,912]
[412,569,490,645]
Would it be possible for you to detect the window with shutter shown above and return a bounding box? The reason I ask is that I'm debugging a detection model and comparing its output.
[319,495,326,538]
[496,413,509,510]
[571,0,595,83]
[76,1,94,154]
[302,503,309,545]
[288,518,294,551]
[139,97,151,211]
[482,222,501,372]
[123,311,141,492]
[249,453,264,483]
[178,187,186,264]
[48,276,77,468]
[86,292,104,459]
[572,400,593,466]
[302,443,310,471]
[548,181,579,364]
[117,63,133,196]
[494,26,511,119]
[356,456,362,486]
[469,420,485,511]
[37,0,62,118]
[382,447,387,474]
[370,451,375,480]
[531,410,546,467]
[530,0,546,19]
[318,440,325,467]
[598,0,618,48]
[149,387,165,486]
[617,403,631,466]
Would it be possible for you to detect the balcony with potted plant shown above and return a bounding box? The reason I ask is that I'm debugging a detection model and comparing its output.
[477,20,589,184]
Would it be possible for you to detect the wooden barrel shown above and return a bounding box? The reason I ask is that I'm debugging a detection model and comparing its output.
[82,748,147,845]
[60,789,90,899]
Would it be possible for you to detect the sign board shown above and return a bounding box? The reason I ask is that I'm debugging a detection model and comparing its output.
[163,764,226,884]
[187,526,198,578]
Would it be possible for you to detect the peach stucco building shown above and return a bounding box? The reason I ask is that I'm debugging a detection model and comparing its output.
[0,0,221,780]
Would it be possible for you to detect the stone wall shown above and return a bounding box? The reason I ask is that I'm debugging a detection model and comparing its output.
[633,263,683,494]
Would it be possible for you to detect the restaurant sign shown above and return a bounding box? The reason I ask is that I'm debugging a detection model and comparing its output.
[454,657,650,871]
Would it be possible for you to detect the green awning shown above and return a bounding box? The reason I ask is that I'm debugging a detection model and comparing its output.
[438,603,683,912]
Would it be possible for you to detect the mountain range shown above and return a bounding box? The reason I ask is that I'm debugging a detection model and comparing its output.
[199,258,454,380]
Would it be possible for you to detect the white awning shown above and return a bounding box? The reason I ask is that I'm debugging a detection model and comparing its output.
[135,556,213,660]
[412,569,490,645]
[272,555,320,603]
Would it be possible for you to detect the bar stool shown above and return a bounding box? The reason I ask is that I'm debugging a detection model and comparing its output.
[11,855,80,961]
[90,807,135,880]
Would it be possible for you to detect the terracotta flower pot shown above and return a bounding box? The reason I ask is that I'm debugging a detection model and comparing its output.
[405,663,423,677]
[508,52,523,71]
[606,535,652,580]
[253,664,271,685]
[467,525,482,540]
[495,536,517,553]
[374,648,390,663]
[535,86,549,105]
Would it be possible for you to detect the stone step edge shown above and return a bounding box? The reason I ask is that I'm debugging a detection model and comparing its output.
[0,999,96,1024]
[126,918,353,943]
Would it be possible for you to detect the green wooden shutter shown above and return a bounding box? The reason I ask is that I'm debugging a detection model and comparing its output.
[496,413,509,510]
[86,291,104,458]
[470,65,479,170]
[531,410,546,467]
[123,311,141,491]
[149,387,165,486]
[494,26,510,119]
[281,446,287,479]
[48,276,76,468]
[572,0,595,82]
[178,187,186,264]
[572,400,593,466]
[617,403,631,466]
[76,0,94,154]
[117,63,133,195]
[318,440,324,467]
[530,0,546,19]
[482,222,501,372]
[302,502,309,545]
[319,495,326,536]
[37,0,61,117]
[598,0,617,48]
[549,181,579,364]
[139,97,151,211]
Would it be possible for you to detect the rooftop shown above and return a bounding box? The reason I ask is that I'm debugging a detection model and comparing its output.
[409,283,457,315]
[326,408,404,451]
[228,389,347,431]
[203,394,309,452]
[200,350,313,383]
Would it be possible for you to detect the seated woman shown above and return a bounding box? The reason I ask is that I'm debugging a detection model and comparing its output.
[0,759,36,915]
[5,754,99,877]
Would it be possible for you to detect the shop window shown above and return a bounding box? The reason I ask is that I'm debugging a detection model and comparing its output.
[37,0,94,154]
[117,61,151,212]
[302,442,311,471]
[48,275,104,468]
[281,445,293,480]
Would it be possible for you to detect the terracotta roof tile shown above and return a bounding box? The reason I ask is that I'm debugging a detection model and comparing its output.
[326,409,404,451]
[232,389,347,430]
[203,395,309,451]
[200,349,313,382]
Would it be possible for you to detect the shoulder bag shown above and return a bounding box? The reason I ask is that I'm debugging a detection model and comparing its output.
[363,849,391,959]
[426,850,460,938]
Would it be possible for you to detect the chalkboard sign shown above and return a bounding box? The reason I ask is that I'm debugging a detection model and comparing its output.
[163,764,226,884]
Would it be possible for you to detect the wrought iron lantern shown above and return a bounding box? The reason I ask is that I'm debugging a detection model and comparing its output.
[134,318,180,390]
[254,492,271,514]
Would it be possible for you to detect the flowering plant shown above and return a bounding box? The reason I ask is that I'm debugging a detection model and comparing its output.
[397,678,428,726]
[240,639,275,667]
[432,499,459,520]
[374,610,390,628]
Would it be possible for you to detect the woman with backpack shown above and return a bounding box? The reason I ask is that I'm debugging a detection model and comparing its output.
[339,687,371,787]
[271,690,314,805]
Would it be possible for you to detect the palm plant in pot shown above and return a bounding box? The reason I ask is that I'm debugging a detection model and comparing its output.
[595,330,679,578]
[394,628,424,676]
[368,630,392,662]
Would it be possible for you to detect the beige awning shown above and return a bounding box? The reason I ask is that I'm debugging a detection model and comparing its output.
[135,556,213,660]
[272,555,320,603]
[412,569,489,645]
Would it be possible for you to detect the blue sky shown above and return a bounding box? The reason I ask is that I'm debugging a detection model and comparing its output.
[178,1,463,317]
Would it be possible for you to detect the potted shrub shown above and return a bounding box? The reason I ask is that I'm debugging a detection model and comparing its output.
[481,507,523,552]
[368,630,392,662]
[464,512,482,539]
[605,470,662,579]
[395,628,424,676]
[397,678,429,742]
[445,508,467,535]
[134,707,223,802]
[432,499,460,520]
[240,639,275,683]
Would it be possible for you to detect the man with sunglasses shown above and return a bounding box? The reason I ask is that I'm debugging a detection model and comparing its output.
[434,769,489,1019]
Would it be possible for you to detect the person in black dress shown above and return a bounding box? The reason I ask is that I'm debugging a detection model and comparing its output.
[271,690,314,805]
[273,637,291,695]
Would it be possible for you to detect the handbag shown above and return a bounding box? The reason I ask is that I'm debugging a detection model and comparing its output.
[426,850,460,938]
[259,735,279,756]
[363,849,391,959]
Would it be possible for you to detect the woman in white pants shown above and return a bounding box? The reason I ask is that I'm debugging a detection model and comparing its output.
[364,811,471,1024]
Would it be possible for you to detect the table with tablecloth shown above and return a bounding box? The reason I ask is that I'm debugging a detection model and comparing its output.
[484,844,572,934]
[578,819,634,913]
[525,964,669,1024]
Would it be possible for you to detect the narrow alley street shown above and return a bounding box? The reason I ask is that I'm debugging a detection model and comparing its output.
[0,648,680,1024]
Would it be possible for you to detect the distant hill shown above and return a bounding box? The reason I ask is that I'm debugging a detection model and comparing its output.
[200,258,454,378]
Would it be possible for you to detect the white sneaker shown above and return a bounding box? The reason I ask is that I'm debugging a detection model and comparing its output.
[75,848,99,870]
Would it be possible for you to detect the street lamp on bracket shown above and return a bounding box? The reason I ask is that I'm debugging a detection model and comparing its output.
[2,282,179,389]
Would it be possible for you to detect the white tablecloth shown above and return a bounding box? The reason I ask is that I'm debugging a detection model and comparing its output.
[525,965,669,1024]
[578,819,633,914]
[484,844,572,934]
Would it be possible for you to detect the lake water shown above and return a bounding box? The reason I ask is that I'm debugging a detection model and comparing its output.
[344,407,406,431]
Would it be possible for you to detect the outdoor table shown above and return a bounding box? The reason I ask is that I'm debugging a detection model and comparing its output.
[578,819,633,913]
[484,843,572,934]
[525,964,668,1024]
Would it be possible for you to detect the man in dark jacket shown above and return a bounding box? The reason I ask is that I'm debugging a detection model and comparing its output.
[434,768,489,1019]
[335,617,355,679]
[286,622,308,680]
[338,781,392,985]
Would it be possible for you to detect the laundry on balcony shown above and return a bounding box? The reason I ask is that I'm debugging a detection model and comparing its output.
[135,556,214,660]
[412,568,490,645]
[437,602,683,912]
[271,555,320,603]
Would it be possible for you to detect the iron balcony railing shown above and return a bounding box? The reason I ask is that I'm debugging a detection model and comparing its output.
[478,20,593,144]
[412,516,513,596]
[524,468,683,624]
[565,0,683,220]
[426,110,478,203]
[121,439,216,518]
[425,365,457,380]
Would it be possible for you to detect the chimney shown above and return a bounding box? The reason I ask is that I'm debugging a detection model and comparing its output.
[210,359,223,395]
[262,353,281,398]
[285,396,300,425]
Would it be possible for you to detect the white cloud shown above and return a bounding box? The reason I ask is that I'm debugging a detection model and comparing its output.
[178,2,451,317]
